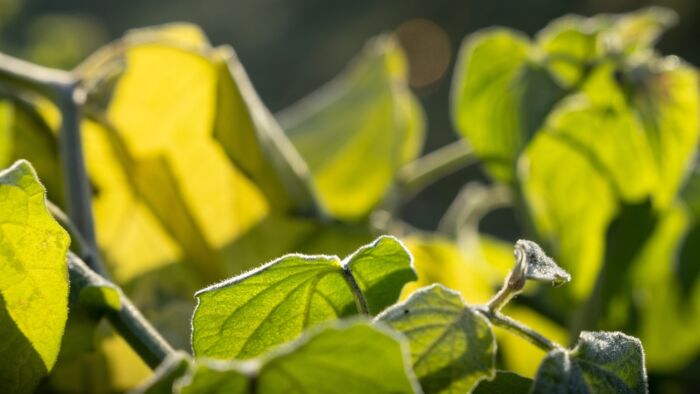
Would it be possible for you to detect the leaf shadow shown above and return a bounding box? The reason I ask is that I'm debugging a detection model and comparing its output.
[0,292,48,393]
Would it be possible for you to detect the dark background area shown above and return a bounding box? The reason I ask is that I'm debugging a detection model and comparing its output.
[1,0,697,236]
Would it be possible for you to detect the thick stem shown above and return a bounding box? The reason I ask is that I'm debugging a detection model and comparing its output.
[477,307,559,352]
[0,52,73,97]
[56,86,105,276]
[396,140,476,198]
[341,266,369,315]
[68,252,175,368]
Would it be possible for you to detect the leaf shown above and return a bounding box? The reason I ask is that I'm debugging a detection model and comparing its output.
[130,351,192,394]
[531,331,647,393]
[192,236,415,359]
[212,47,322,216]
[451,28,564,182]
[536,15,601,86]
[473,371,532,394]
[376,285,496,393]
[0,160,70,393]
[279,35,425,220]
[514,239,571,287]
[179,321,420,394]
[630,57,700,209]
[519,132,617,298]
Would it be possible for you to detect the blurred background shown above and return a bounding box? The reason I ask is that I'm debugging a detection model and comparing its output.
[2,1,699,392]
[2,0,698,237]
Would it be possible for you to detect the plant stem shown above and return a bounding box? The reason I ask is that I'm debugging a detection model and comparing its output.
[0,51,105,276]
[477,307,559,352]
[0,52,73,98]
[341,266,370,315]
[67,252,175,368]
[56,86,106,276]
[486,246,526,313]
[396,140,476,198]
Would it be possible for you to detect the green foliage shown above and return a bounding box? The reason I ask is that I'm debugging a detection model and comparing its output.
[532,332,647,393]
[280,35,424,220]
[2,5,696,392]
[376,284,496,393]
[192,236,415,359]
[181,322,420,394]
[0,160,70,393]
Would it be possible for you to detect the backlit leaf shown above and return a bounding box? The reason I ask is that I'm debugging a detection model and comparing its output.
[191,236,415,359]
[180,321,420,394]
[280,35,425,220]
[376,285,496,393]
[0,160,70,393]
[531,331,647,393]
[451,28,564,182]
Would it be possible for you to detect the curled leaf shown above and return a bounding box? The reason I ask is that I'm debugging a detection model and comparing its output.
[514,240,571,287]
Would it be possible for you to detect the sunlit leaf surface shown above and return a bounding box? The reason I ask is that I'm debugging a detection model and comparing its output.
[181,321,419,394]
[192,236,415,359]
[377,285,495,393]
[0,160,70,393]
[280,35,424,220]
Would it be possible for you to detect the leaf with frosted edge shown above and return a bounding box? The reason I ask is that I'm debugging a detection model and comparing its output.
[0,160,70,393]
[279,34,425,220]
[451,28,564,182]
[515,240,571,287]
[376,284,495,394]
[179,321,420,394]
[531,331,647,393]
[192,236,415,360]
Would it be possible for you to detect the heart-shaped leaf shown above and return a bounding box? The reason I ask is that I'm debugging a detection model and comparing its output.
[191,236,415,359]
[376,284,496,393]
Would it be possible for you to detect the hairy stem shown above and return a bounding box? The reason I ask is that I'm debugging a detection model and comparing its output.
[341,266,369,315]
[486,247,526,313]
[68,252,175,368]
[396,140,476,198]
[477,307,559,351]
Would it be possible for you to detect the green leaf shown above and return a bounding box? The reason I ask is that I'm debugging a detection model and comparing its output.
[0,160,70,393]
[179,321,420,394]
[520,132,617,298]
[192,236,415,359]
[536,15,601,86]
[212,47,322,216]
[131,351,192,394]
[532,331,647,393]
[473,371,532,394]
[280,35,425,220]
[376,284,495,393]
[630,57,700,209]
[451,28,564,182]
